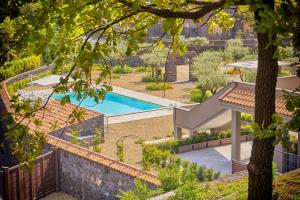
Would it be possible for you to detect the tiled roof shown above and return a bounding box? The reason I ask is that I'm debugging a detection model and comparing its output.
[47,134,160,185]
[22,99,101,133]
[219,83,293,117]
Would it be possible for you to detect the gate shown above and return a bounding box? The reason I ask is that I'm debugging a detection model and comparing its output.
[2,150,59,200]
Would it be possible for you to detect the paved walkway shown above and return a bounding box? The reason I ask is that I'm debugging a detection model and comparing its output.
[178,141,253,176]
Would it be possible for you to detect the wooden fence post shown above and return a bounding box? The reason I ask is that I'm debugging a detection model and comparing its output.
[2,167,10,200]
[55,149,60,192]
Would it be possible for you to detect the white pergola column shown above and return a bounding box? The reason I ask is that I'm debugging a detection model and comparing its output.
[189,129,194,137]
[231,110,241,160]
[174,126,182,139]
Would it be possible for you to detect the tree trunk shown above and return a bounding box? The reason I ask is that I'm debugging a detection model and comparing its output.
[247,29,279,200]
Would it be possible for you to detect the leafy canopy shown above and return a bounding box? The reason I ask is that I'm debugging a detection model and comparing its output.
[192,51,227,94]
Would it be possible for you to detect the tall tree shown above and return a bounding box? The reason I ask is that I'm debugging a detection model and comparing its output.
[2,0,299,199]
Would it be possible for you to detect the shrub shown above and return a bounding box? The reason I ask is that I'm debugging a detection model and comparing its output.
[241,113,253,122]
[141,74,162,82]
[169,180,201,200]
[0,55,41,80]
[184,37,209,47]
[278,71,290,77]
[135,66,151,72]
[241,124,254,134]
[112,65,133,74]
[158,167,182,192]
[226,68,241,75]
[146,83,172,90]
[191,89,212,103]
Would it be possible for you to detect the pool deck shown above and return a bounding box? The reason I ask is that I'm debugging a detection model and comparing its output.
[177,141,252,176]
[19,86,187,125]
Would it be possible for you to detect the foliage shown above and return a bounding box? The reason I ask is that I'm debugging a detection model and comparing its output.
[116,143,125,162]
[119,179,159,200]
[278,46,296,61]
[278,71,290,77]
[190,88,212,103]
[141,74,162,82]
[224,39,251,62]
[284,87,300,132]
[135,66,151,72]
[183,37,209,48]
[70,129,80,145]
[241,54,258,61]
[146,83,172,90]
[226,68,241,75]
[240,69,257,83]
[241,113,253,122]
[92,128,103,153]
[0,55,41,80]
[272,169,300,200]
[6,70,52,96]
[168,180,201,200]
[4,123,47,170]
[112,65,133,74]
[140,48,167,82]
[140,48,168,67]
[153,127,253,152]
[191,51,227,94]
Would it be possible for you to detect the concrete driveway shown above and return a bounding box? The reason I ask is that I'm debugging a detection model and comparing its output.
[178,141,252,176]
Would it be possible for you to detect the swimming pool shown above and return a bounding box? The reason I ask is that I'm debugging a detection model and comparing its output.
[52,92,162,116]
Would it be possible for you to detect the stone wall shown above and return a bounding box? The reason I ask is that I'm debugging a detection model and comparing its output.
[5,64,55,85]
[47,146,157,200]
[165,57,177,82]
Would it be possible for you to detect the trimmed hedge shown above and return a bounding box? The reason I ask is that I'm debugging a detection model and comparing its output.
[7,70,52,96]
[154,126,254,152]
[0,55,41,80]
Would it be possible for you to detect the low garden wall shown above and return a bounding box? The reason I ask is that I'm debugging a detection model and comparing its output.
[232,160,248,174]
[59,149,155,199]
[176,134,253,154]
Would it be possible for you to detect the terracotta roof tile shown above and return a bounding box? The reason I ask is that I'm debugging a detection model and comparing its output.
[17,99,101,133]
[220,84,293,117]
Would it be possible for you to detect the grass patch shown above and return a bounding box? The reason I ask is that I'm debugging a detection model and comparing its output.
[146,83,173,90]
[273,168,300,199]
[112,65,133,74]
[135,66,151,72]
[141,75,162,82]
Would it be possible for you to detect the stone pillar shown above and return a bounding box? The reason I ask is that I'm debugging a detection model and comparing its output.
[174,127,182,139]
[165,56,177,82]
[231,110,241,160]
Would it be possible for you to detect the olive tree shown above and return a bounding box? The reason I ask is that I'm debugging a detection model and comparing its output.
[192,51,227,94]
[140,48,167,82]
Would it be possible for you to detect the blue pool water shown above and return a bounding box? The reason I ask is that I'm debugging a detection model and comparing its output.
[52,92,162,116]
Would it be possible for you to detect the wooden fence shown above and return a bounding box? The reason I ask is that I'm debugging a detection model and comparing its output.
[2,150,59,200]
